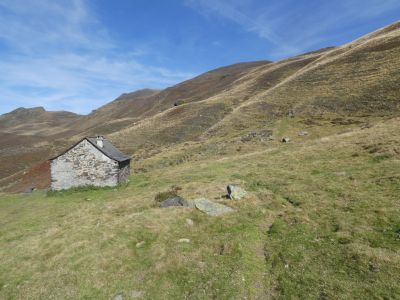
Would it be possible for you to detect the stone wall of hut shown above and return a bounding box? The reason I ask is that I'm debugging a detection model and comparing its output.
[51,139,119,190]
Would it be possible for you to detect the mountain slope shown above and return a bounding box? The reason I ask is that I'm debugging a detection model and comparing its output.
[109,21,400,154]
[70,89,161,135]
[0,107,82,182]
[1,115,399,299]
[1,21,400,299]
[74,61,271,136]
[109,52,323,153]
[1,21,399,192]
[0,107,81,136]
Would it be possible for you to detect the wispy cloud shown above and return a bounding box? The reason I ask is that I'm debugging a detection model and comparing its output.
[0,0,194,114]
[185,0,400,58]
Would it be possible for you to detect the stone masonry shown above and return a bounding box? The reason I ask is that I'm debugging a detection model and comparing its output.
[51,138,130,190]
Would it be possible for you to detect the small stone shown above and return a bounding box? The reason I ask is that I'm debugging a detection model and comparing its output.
[129,290,145,298]
[178,238,191,243]
[298,131,308,136]
[198,261,206,270]
[281,137,290,143]
[186,218,194,226]
[24,187,35,194]
[368,262,379,273]
[136,241,145,248]
[334,171,347,176]
[112,294,123,300]
[226,185,247,200]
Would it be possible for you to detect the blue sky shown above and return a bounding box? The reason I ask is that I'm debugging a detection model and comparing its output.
[0,0,399,115]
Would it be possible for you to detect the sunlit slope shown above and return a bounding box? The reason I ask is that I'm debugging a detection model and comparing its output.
[0,116,399,299]
[110,53,327,152]
[208,22,400,137]
[109,22,400,154]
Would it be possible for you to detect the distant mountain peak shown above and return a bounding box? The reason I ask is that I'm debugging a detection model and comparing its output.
[10,106,46,114]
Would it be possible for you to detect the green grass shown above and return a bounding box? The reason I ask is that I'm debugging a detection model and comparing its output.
[1,119,400,299]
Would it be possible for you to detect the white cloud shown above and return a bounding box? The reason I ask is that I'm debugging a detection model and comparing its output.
[185,0,400,58]
[0,0,194,114]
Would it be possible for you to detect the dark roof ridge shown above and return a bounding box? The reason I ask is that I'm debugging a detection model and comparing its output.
[50,137,131,162]
[86,137,131,162]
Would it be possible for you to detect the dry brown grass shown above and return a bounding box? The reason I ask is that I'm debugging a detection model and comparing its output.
[1,116,399,299]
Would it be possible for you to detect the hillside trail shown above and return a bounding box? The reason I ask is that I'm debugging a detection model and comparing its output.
[214,123,371,164]
[204,27,399,135]
[112,26,398,140]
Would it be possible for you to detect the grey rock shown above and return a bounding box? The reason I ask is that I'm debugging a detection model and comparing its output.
[241,130,273,142]
[281,137,290,143]
[241,131,257,142]
[112,294,123,300]
[226,185,247,200]
[178,238,191,243]
[186,218,194,226]
[136,241,145,248]
[24,187,36,194]
[159,196,188,208]
[194,198,234,216]
[129,290,145,298]
[298,131,308,136]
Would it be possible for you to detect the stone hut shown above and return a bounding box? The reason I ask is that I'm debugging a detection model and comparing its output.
[50,136,131,190]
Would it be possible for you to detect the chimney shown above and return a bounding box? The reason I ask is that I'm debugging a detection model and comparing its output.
[96,135,104,148]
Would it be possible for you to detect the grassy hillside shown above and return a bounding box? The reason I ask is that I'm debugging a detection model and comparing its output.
[215,21,400,135]
[0,62,271,188]
[0,116,399,299]
[110,22,400,156]
[0,107,81,136]
[71,89,161,136]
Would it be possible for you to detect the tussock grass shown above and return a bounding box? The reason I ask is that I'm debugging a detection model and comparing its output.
[1,118,400,299]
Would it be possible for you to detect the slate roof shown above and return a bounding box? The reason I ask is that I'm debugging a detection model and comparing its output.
[86,137,131,162]
[50,137,131,162]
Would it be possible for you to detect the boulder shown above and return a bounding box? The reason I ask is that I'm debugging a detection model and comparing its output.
[159,196,188,208]
[281,137,290,143]
[194,198,234,216]
[226,185,247,200]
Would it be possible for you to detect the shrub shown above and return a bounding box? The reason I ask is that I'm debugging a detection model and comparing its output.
[173,100,185,106]
[154,189,178,202]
